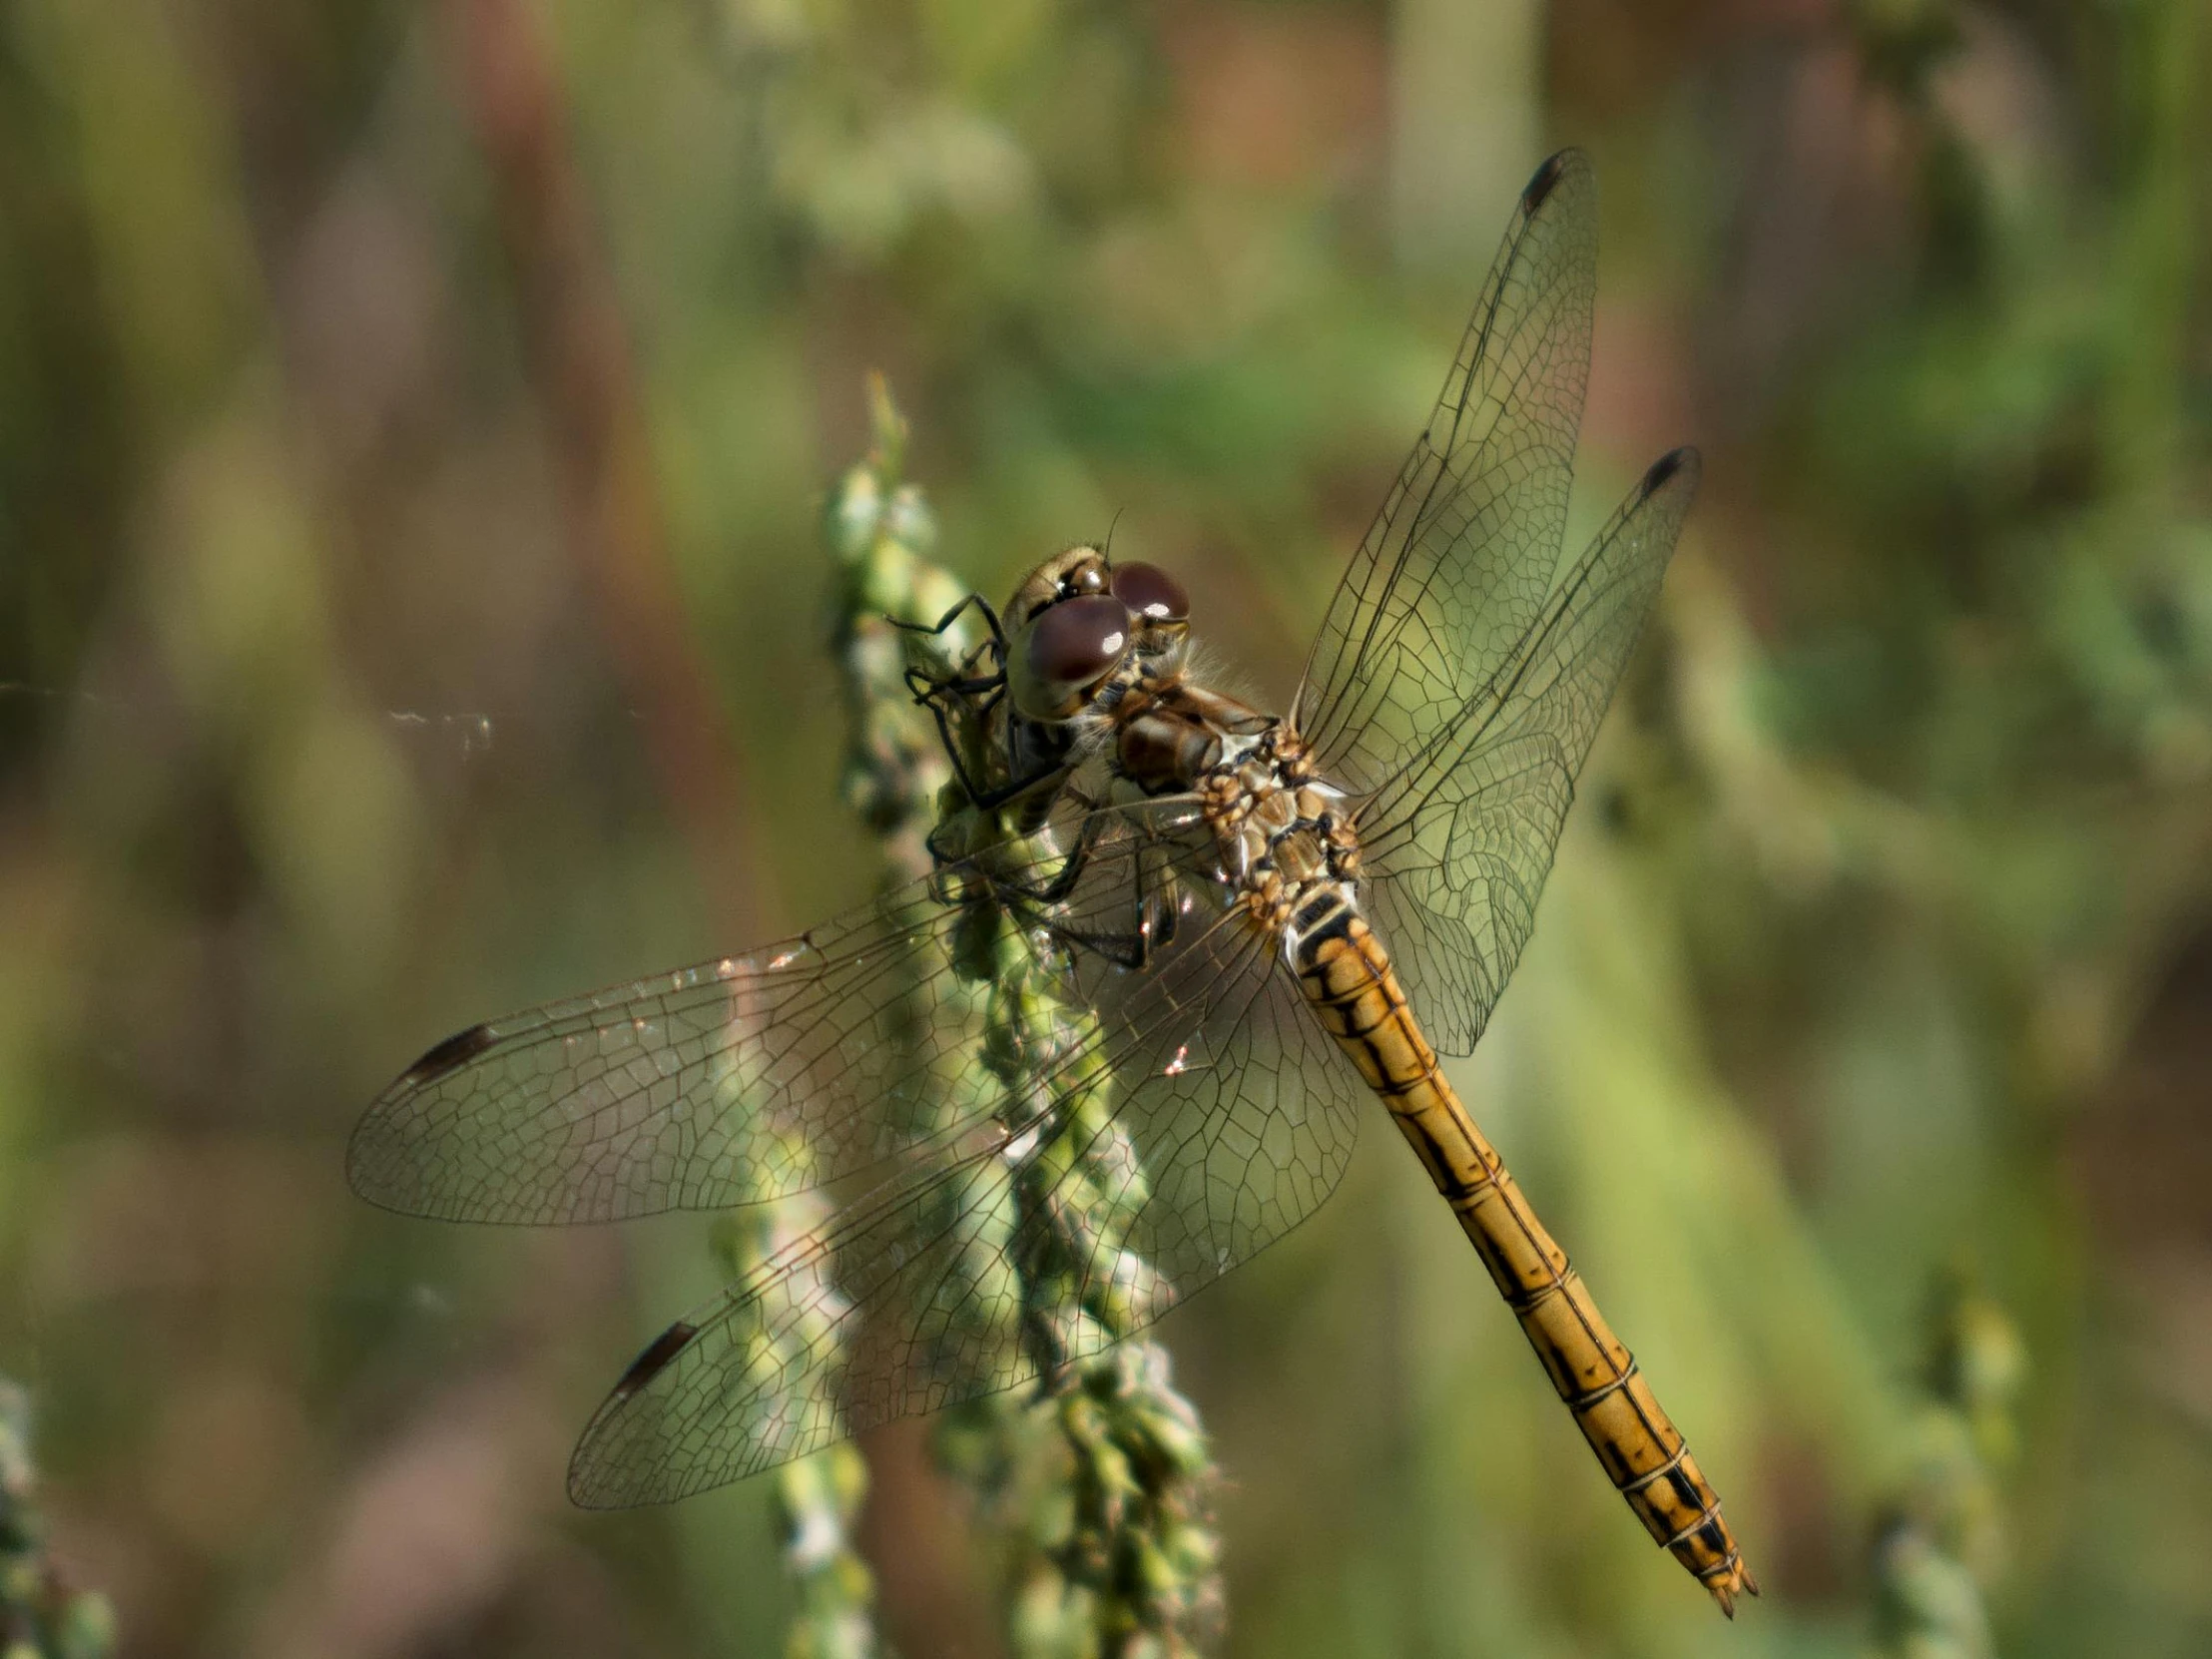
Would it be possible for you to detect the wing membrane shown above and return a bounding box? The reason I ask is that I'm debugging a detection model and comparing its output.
[565,892,1362,1505]
[348,806,1199,1225]
[1358,449,1701,1052]
[1293,149,1597,796]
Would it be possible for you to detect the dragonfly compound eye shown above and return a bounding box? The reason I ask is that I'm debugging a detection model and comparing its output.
[1021,594,1132,703]
[1109,561,1189,622]
[1026,594,1131,681]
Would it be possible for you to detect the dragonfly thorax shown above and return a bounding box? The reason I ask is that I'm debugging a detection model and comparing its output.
[1195,726,1363,946]
[1105,674,1273,797]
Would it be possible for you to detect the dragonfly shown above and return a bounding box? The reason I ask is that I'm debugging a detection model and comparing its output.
[350,149,1756,1615]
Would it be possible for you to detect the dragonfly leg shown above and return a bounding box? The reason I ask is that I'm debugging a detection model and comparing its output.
[991,811,1106,906]
[998,813,1178,973]
[889,589,1007,659]
[895,593,1012,795]
[905,669,1074,820]
[900,626,1087,822]
[906,676,1009,811]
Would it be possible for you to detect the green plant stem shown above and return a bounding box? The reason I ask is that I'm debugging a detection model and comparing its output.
[696,374,956,1659]
[711,1190,880,1659]
[825,380,1223,1659]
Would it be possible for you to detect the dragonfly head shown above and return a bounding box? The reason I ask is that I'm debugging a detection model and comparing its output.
[1007,545,1112,625]
[1004,547,1191,723]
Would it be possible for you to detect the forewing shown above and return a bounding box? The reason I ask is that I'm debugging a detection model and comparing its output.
[348,829,1152,1226]
[1358,449,1700,1053]
[565,891,1363,1506]
[1293,149,1597,796]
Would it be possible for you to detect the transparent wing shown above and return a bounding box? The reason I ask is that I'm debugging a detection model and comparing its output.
[1356,449,1700,1053]
[349,808,1199,1226]
[563,884,1364,1506]
[1292,148,1597,798]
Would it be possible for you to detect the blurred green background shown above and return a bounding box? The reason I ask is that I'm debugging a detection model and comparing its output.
[4,0,2210,1655]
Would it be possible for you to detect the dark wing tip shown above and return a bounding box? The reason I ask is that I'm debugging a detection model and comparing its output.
[346,1023,497,1211]
[566,1320,705,1510]
[1522,147,1589,212]
[1638,445,1702,501]
[612,1320,700,1399]
[398,1021,497,1088]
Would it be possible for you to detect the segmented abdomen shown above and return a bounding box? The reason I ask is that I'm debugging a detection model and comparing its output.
[1291,898,1758,1615]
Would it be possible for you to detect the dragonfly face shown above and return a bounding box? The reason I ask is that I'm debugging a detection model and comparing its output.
[942,545,1202,811]
[349,150,1756,1614]
[1000,549,1191,724]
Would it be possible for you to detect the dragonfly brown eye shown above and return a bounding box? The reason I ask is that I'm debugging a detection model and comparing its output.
[1024,594,1131,688]
[1109,561,1188,622]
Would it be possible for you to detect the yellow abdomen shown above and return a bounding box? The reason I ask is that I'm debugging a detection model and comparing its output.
[1293,904,1757,1615]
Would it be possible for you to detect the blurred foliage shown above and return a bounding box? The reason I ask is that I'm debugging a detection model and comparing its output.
[1,0,2209,1657]
[1870,1276,2025,1659]
[1,1381,115,1659]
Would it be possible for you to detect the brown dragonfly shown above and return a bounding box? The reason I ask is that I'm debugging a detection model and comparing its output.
[349,150,1755,1614]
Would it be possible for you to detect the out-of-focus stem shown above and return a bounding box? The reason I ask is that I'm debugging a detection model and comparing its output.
[828,375,975,886]
[446,0,760,935]
[1,1380,116,1659]
[1871,1273,2025,1659]
[697,375,964,1659]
